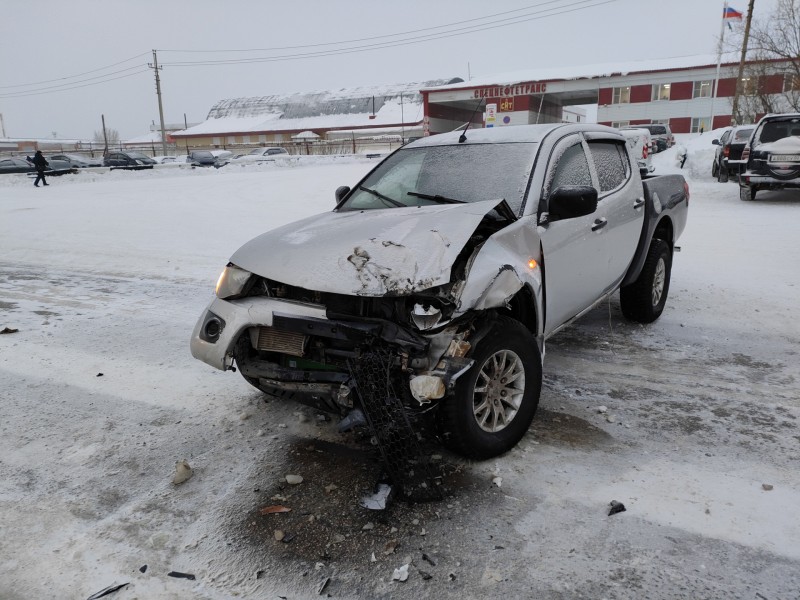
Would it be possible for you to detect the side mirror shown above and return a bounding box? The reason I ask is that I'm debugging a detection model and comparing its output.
[548,185,598,221]
[335,185,351,203]
[711,139,720,146]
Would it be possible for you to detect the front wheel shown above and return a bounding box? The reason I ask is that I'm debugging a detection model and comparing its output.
[620,239,672,324]
[439,317,542,459]
[711,161,718,177]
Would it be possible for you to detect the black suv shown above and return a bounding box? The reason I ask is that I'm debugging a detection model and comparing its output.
[739,113,800,201]
[103,151,156,170]
[712,125,754,182]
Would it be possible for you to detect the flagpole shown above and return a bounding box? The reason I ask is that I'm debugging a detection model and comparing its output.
[710,1,728,130]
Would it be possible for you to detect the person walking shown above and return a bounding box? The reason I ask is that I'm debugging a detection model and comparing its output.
[31,150,49,187]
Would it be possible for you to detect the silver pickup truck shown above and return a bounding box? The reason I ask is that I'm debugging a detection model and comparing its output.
[191,123,688,460]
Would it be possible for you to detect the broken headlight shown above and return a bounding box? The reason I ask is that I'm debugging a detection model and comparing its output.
[410,302,442,330]
[215,264,252,299]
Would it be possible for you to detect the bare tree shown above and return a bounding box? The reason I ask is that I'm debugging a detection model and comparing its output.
[728,0,800,123]
[93,128,119,144]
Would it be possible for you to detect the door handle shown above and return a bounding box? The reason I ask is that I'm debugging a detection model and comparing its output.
[633,198,645,209]
[591,218,608,231]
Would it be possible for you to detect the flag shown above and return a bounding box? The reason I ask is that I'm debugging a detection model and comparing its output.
[723,6,743,20]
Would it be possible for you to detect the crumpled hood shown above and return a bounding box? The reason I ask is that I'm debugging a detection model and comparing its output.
[231,199,505,296]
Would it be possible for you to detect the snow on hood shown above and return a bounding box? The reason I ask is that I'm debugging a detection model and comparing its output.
[230,199,505,296]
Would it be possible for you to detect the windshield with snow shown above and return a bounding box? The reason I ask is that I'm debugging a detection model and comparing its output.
[339,143,538,214]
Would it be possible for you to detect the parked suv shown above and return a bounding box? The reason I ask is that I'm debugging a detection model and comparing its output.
[623,124,674,152]
[712,125,754,182]
[738,113,800,201]
[103,151,156,170]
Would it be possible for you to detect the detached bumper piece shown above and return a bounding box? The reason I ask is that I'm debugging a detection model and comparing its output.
[348,350,442,503]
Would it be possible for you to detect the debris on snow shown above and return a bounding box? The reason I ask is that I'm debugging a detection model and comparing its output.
[86,582,129,599]
[96,373,104,377]
[0,327,19,334]
[167,571,196,580]
[362,522,375,531]
[492,476,502,488]
[274,530,285,541]
[597,406,608,414]
[419,570,433,580]
[422,553,437,566]
[285,474,303,485]
[260,505,291,515]
[360,483,393,510]
[370,552,377,562]
[317,576,331,595]
[172,459,193,485]
[608,500,626,516]
[392,564,410,582]
[762,483,774,491]
[139,565,147,573]
[384,539,399,555]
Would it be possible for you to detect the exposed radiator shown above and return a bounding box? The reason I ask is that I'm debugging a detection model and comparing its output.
[256,327,307,357]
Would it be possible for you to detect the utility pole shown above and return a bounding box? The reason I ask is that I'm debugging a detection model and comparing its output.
[101,114,109,155]
[148,49,168,156]
[731,0,756,125]
[400,93,405,143]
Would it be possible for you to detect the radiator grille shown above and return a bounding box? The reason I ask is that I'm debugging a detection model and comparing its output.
[256,327,307,356]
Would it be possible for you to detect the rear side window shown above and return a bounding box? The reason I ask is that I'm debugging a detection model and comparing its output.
[648,125,667,135]
[588,141,630,193]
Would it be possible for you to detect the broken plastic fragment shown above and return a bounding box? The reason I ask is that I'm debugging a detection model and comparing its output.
[86,582,129,600]
[260,505,291,515]
[360,483,393,510]
[0,327,19,335]
[608,500,626,516]
[392,564,410,582]
[317,576,331,595]
[285,474,303,485]
[338,408,366,432]
[172,460,193,485]
[167,571,196,580]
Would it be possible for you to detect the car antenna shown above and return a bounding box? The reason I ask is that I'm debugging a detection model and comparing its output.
[459,97,486,143]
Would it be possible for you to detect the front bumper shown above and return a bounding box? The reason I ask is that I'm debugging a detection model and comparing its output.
[190,296,329,370]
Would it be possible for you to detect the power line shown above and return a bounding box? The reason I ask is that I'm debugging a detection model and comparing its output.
[161,0,616,67]
[0,65,148,98]
[160,0,572,54]
[0,69,151,99]
[0,52,150,90]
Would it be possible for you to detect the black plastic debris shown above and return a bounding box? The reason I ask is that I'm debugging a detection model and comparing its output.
[348,351,442,502]
[422,552,437,566]
[608,500,626,516]
[167,571,196,580]
[96,373,104,377]
[317,576,331,594]
[419,570,433,581]
[86,582,129,600]
[0,327,19,334]
[139,565,147,573]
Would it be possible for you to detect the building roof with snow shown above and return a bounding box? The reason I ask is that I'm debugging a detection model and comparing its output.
[172,79,462,138]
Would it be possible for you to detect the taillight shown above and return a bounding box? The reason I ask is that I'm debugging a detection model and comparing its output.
[642,143,648,159]
[723,146,730,157]
[741,146,750,161]
[683,180,690,205]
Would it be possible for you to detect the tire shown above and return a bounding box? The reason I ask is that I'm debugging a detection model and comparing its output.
[740,185,757,201]
[620,239,672,324]
[718,166,729,183]
[711,161,718,178]
[440,317,542,459]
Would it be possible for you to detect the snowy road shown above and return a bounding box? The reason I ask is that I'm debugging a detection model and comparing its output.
[1,153,799,599]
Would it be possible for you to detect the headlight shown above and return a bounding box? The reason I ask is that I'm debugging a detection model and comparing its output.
[215,265,252,299]
[410,302,442,330]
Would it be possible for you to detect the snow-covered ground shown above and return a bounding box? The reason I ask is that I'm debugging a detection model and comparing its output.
[1,141,799,599]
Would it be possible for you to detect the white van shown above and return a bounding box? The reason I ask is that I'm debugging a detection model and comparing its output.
[620,128,655,174]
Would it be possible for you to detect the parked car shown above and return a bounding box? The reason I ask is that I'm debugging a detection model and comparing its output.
[103,151,156,170]
[190,123,689,464]
[711,125,754,182]
[188,150,231,168]
[0,157,76,176]
[619,127,655,174]
[152,155,187,164]
[622,124,674,152]
[738,113,800,201]
[49,153,103,168]
[230,147,290,164]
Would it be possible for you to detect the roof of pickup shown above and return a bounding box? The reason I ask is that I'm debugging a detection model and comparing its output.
[408,123,623,147]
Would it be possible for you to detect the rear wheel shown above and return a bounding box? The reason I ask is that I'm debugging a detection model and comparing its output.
[620,239,672,324]
[440,317,541,459]
[718,165,729,183]
[740,185,757,201]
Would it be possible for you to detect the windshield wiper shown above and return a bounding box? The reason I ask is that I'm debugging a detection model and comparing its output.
[358,185,405,207]
[406,191,466,204]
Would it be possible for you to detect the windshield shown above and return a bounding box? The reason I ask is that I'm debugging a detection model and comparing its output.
[338,143,537,214]
[248,149,263,155]
[756,119,800,144]
[128,152,150,160]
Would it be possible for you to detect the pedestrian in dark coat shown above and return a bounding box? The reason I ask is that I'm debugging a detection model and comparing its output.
[32,150,49,187]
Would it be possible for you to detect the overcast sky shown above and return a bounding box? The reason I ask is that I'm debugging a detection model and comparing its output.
[0,0,779,140]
